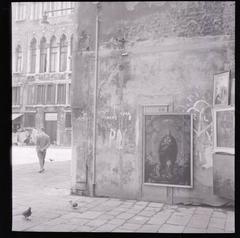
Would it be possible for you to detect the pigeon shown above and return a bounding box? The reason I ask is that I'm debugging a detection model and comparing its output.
[22,207,32,220]
[49,158,54,162]
[69,200,78,209]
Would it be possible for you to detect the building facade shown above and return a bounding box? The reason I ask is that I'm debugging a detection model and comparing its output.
[71,2,235,205]
[12,2,76,146]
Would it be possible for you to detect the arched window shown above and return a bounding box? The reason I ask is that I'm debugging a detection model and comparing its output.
[59,35,67,72]
[30,38,37,73]
[70,35,73,71]
[39,37,47,73]
[16,45,22,72]
[50,36,58,72]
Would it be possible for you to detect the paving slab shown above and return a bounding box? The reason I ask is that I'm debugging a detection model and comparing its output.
[158,224,185,233]
[148,202,164,208]
[121,201,136,205]
[128,215,149,224]
[147,211,172,225]
[195,207,213,216]
[88,206,113,212]
[25,223,56,232]
[103,200,123,207]
[113,228,135,232]
[74,211,103,219]
[207,227,225,233]
[135,201,149,206]
[144,207,162,212]
[106,209,125,216]
[225,216,235,232]
[132,204,147,209]
[93,223,120,232]
[208,217,226,229]
[211,211,227,219]
[187,214,210,229]
[138,210,156,217]
[118,204,134,209]
[108,218,126,226]
[12,218,44,231]
[45,223,77,232]
[72,225,95,232]
[58,212,86,220]
[227,210,234,217]
[183,227,207,233]
[118,222,143,231]
[85,219,108,228]
[37,218,68,227]
[137,224,160,233]
[166,212,192,226]
[67,218,90,225]
[127,209,142,214]
[116,212,135,220]
[176,206,196,214]
[97,214,115,221]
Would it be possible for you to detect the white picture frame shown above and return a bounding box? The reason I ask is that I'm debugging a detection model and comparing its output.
[213,106,235,154]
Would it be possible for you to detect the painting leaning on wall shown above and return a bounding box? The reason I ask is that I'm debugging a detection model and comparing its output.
[144,113,193,188]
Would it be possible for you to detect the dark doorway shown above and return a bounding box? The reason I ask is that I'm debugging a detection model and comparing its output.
[44,113,57,144]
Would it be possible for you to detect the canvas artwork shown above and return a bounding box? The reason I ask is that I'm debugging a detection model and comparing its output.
[213,71,230,106]
[213,153,234,200]
[143,113,193,187]
[214,107,234,154]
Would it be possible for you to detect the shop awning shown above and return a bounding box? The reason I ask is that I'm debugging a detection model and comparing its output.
[12,113,23,121]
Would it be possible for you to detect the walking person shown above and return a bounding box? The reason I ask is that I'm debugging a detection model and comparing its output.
[36,128,50,173]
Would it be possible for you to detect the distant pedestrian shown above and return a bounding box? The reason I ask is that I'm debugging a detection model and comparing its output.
[36,128,50,173]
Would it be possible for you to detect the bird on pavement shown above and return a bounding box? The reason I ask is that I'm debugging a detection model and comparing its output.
[22,207,32,220]
[69,200,78,209]
[49,158,54,162]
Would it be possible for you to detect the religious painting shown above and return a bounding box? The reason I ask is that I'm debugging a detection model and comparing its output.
[214,107,235,154]
[143,113,193,188]
[213,71,230,106]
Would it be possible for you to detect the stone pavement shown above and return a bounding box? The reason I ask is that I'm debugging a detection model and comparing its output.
[12,160,235,233]
[12,146,71,165]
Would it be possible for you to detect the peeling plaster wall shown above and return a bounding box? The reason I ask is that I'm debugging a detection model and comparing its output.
[72,2,235,204]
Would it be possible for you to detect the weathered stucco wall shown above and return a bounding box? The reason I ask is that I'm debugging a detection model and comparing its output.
[71,2,235,205]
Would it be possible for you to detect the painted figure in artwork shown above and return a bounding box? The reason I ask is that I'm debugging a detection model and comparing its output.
[158,128,178,180]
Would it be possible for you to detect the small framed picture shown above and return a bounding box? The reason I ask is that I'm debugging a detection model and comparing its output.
[213,107,235,154]
[213,71,230,106]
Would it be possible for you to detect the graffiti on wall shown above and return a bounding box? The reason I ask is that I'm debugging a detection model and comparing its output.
[97,109,135,152]
[175,88,213,169]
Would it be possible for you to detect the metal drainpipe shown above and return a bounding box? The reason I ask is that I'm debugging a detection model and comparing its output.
[92,11,100,197]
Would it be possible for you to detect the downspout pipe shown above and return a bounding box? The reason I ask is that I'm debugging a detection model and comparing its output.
[92,9,100,197]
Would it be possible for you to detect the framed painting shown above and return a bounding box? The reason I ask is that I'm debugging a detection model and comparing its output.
[143,112,193,188]
[213,71,230,106]
[213,107,235,154]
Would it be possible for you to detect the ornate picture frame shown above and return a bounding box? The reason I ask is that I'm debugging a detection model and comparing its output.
[142,109,193,188]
